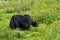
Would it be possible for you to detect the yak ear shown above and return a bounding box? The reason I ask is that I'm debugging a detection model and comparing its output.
[31,21,38,27]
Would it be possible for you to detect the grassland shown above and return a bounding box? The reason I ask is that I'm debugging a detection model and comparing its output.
[0,0,60,40]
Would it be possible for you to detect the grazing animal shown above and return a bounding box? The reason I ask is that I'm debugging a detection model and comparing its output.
[10,14,37,30]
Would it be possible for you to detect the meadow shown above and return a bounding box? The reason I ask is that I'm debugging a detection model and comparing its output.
[0,0,60,40]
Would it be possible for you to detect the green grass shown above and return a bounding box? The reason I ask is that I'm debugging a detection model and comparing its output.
[0,0,60,40]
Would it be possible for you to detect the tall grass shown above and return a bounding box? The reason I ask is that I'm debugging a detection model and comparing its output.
[0,0,60,40]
